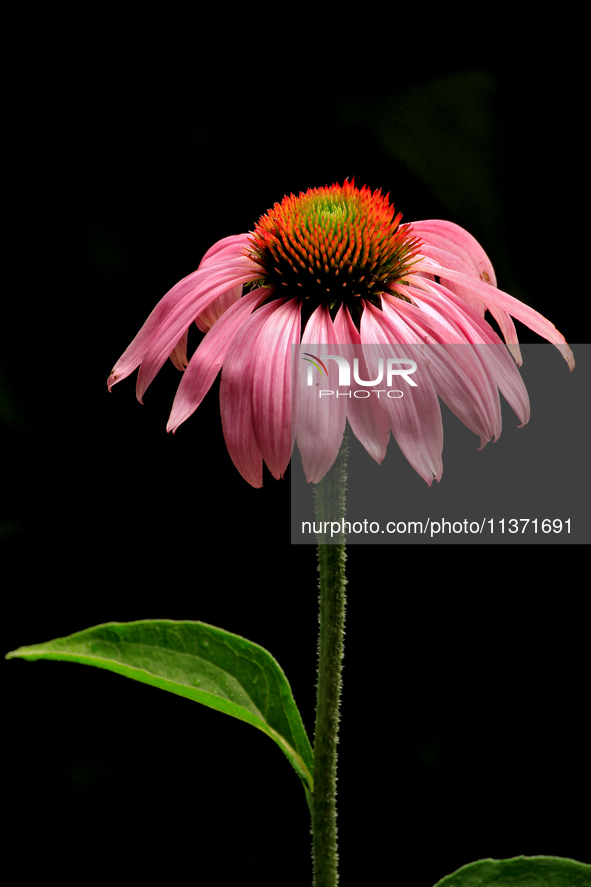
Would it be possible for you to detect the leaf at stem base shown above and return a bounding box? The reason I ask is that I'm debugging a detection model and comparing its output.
[7,619,314,796]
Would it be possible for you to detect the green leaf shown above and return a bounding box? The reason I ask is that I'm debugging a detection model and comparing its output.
[7,619,314,796]
[433,856,591,887]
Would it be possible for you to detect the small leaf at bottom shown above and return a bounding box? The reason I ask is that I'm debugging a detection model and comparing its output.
[433,855,591,887]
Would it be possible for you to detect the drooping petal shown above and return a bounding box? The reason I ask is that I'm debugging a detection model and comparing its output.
[219,297,294,488]
[404,278,531,427]
[167,287,270,433]
[416,241,486,282]
[413,220,527,362]
[108,266,204,388]
[482,303,522,367]
[297,305,347,484]
[198,233,253,266]
[360,301,443,485]
[414,258,575,370]
[250,298,302,479]
[413,237,523,364]
[195,284,243,332]
[412,219,497,285]
[332,303,390,464]
[135,260,261,402]
[169,328,189,371]
[383,291,502,447]
[108,252,260,397]
[412,219,493,319]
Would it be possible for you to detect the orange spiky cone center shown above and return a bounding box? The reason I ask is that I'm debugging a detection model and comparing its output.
[247,180,422,317]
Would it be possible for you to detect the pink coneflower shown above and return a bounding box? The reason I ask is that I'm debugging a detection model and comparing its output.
[108,180,573,487]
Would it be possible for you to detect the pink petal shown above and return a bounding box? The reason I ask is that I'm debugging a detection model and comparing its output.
[413,239,522,364]
[297,305,348,484]
[195,284,243,333]
[412,219,497,285]
[135,261,261,401]
[169,328,189,371]
[167,287,270,433]
[360,302,443,485]
[413,220,524,357]
[414,259,575,370]
[383,292,502,446]
[250,298,302,479]
[332,304,390,463]
[407,279,531,427]
[198,233,253,266]
[219,298,293,487]
[108,249,260,397]
[483,305,522,367]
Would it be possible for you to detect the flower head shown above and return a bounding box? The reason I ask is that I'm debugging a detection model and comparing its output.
[108,179,573,487]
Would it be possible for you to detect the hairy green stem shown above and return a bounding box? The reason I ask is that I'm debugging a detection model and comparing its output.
[312,432,348,887]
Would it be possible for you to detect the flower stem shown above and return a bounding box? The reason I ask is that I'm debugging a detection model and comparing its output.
[312,432,348,887]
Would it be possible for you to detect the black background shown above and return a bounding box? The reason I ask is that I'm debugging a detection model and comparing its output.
[3,11,588,885]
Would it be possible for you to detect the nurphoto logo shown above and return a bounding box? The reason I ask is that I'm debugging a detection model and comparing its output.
[302,352,418,399]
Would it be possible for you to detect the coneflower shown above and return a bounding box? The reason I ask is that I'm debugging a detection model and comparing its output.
[108,179,573,486]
